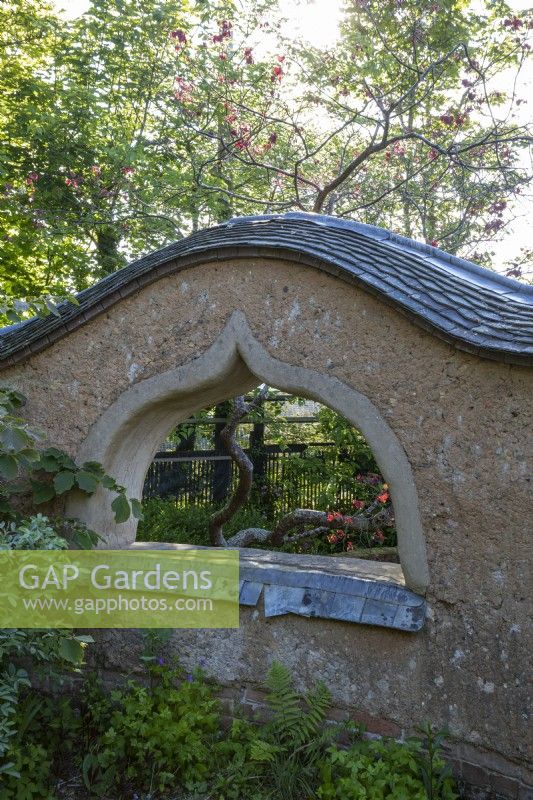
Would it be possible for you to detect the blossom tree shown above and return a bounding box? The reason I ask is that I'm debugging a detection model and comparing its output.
[1,0,532,308]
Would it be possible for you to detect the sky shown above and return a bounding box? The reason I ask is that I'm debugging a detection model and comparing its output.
[53,0,532,276]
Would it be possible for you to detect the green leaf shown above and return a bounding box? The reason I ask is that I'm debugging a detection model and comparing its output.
[0,425,30,452]
[41,447,66,459]
[58,637,84,664]
[111,493,131,523]
[130,498,144,520]
[38,453,63,472]
[44,297,60,316]
[81,460,106,476]
[39,447,77,471]
[53,470,76,494]
[76,471,99,494]
[31,480,56,504]
[72,527,100,550]
[101,474,117,490]
[0,762,20,778]
[0,454,18,479]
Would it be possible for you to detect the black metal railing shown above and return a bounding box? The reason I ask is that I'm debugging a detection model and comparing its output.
[143,442,355,513]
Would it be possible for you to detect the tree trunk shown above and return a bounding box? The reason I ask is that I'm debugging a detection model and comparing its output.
[96,226,124,276]
[209,389,268,546]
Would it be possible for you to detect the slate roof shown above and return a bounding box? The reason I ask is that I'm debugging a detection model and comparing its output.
[1,212,532,368]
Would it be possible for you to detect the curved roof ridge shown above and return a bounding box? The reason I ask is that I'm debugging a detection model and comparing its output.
[1,213,532,368]
[228,212,533,300]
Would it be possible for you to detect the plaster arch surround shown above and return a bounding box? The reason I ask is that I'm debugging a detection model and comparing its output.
[65,311,429,594]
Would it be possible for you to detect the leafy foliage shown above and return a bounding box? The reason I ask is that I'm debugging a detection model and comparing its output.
[137,498,270,546]
[0,385,143,783]
[0,0,531,296]
[0,657,458,800]
[317,730,457,800]
[80,665,221,795]
[0,521,92,782]
[0,291,78,326]
[0,387,142,524]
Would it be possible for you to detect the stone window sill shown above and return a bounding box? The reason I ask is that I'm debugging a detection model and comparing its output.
[132,543,426,633]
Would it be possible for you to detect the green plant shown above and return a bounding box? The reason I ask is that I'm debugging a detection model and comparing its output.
[0,388,142,524]
[0,513,93,776]
[414,722,456,800]
[215,661,337,800]
[1,689,84,798]
[0,513,67,551]
[137,499,271,546]
[0,292,78,325]
[0,385,143,785]
[317,732,457,800]
[1,741,54,799]
[81,665,221,796]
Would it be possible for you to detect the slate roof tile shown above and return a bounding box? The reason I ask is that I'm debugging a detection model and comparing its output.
[1,212,532,367]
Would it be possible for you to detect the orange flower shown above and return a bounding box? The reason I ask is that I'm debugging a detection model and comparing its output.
[376,492,389,503]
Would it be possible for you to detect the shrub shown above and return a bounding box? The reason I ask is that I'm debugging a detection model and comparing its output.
[318,732,457,800]
[137,499,271,545]
[80,664,221,796]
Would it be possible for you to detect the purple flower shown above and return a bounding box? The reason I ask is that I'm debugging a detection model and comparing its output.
[157,656,165,666]
[186,673,194,683]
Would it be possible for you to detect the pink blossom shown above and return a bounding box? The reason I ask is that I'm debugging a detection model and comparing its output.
[174,76,194,103]
[170,29,187,43]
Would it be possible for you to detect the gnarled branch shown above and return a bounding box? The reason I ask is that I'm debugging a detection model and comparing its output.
[209,387,269,546]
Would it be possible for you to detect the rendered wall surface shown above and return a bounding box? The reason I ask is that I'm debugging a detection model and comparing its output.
[1,257,531,793]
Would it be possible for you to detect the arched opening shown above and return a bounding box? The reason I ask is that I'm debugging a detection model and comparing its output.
[140,389,398,563]
[66,312,429,594]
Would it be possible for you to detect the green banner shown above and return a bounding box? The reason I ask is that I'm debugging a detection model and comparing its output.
[0,549,239,628]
